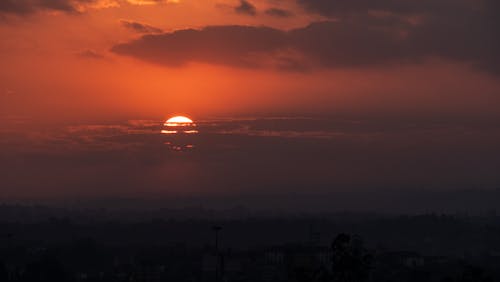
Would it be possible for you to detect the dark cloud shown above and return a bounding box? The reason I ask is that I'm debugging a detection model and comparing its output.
[0,0,37,15]
[77,50,106,60]
[40,0,77,11]
[296,0,471,17]
[112,25,288,68]
[0,0,81,15]
[120,20,163,34]
[235,0,257,16]
[1,0,75,15]
[265,8,293,18]
[295,0,499,72]
[0,0,115,16]
[288,21,411,67]
[112,0,500,73]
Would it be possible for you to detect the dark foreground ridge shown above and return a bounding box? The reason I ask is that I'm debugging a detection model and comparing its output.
[1,205,499,282]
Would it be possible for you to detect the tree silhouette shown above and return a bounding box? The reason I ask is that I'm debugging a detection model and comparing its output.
[330,233,372,282]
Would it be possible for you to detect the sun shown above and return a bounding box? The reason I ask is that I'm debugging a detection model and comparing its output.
[161,115,198,139]
[164,116,194,126]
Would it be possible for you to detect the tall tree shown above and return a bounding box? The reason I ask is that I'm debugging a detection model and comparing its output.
[331,233,372,282]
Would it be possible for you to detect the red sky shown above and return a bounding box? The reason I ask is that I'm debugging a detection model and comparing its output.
[1,0,499,209]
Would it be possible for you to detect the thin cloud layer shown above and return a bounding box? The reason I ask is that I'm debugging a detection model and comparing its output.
[111,0,500,74]
[120,20,163,33]
[2,117,500,199]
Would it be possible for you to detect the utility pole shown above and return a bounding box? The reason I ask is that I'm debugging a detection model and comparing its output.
[212,226,222,282]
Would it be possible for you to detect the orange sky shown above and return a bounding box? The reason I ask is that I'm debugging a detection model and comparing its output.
[1,0,499,124]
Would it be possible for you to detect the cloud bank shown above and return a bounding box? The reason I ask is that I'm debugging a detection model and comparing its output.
[112,0,499,74]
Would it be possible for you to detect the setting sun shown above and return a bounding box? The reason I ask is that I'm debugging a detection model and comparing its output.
[162,115,198,137]
[166,116,193,124]
[164,116,194,126]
